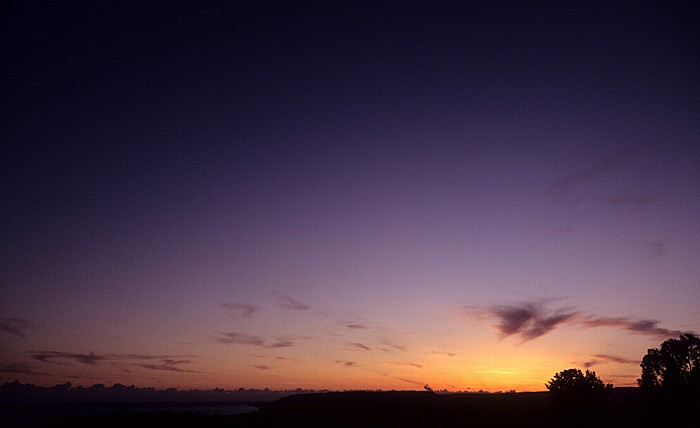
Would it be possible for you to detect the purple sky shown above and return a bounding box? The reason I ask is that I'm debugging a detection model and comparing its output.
[2,1,699,391]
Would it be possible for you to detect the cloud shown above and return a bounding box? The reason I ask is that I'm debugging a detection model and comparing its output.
[394,377,425,386]
[275,356,298,361]
[0,318,31,338]
[343,322,368,329]
[583,354,639,368]
[267,336,295,348]
[380,340,406,351]
[582,316,686,337]
[139,359,201,373]
[280,296,310,310]
[32,351,107,365]
[254,365,272,370]
[335,360,357,367]
[0,362,48,376]
[348,342,371,351]
[477,301,690,342]
[215,332,296,348]
[215,332,265,346]
[489,302,578,341]
[389,362,423,368]
[252,355,298,361]
[31,351,196,366]
[431,351,456,357]
[220,303,258,320]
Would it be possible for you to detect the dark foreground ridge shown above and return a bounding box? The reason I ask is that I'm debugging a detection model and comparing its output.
[6,388,699,428]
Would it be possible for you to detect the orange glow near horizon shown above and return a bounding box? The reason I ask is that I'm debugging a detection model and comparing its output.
[5,322,644,392]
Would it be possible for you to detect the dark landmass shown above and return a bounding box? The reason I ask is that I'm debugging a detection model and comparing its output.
[4,386,699,428]
[0,380,312,402]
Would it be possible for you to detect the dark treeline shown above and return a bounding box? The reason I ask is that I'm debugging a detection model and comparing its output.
[0,380,315,403]
[22,389,700,428]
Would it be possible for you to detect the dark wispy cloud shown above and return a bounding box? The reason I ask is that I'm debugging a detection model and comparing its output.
[220,303,258,320]
[215,332,265,346]
[267,336,295,348]
[216,332,296,348]
[335,360,357,367]
[254,365,272,370]
[389,362,423,369]
[32,351,107,365]
[583,354,639,368]
[343,322,369,329]
[31,351,196,366]
[0,318,31,338]
[280,296,310,310]
[581,316,686,337]
[348,342,371,351]
[393,377,425,386]
[431,351,456,357]
[381,340,406,351]
[251,354,298,361]
[139,359,201,373]
[0,362,49,376]
[477,301,690,342]
[489,302,578,341]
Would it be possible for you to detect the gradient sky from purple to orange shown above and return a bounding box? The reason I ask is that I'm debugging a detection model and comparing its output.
[2,1,699,392]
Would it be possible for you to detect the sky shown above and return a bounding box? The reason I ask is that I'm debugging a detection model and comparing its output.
[2,1,699,392]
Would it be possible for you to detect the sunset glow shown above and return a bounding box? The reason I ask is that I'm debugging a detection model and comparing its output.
[2,1,699,394]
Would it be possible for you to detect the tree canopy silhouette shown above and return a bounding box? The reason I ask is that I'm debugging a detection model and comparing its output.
[639,333,700,396]
[546,368,612,399]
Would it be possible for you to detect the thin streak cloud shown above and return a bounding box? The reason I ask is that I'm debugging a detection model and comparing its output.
[254,365,272,370]
[220,303,258,320]
[348,342,371,351]
[393,377,425,386]
[389,362,423,369]
[431,351,456,357]
[140,359,202,373]
[280,296,310,311]
[215,332,297,348]
[583,354,639,368]
[0,318,31,338]
[215,332,265,346]
[582,317,686,337]
[267,337,295,348]
[0,363,49,376]
[343,322,369,329]
[381,340,407,351]
[30,351,197,366]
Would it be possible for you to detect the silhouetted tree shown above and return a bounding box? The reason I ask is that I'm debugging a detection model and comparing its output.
[639,333,700,396]
[546,368,612,400]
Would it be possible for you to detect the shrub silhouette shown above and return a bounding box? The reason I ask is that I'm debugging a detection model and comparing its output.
[639,333,700,396]
[546,368,612,400]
